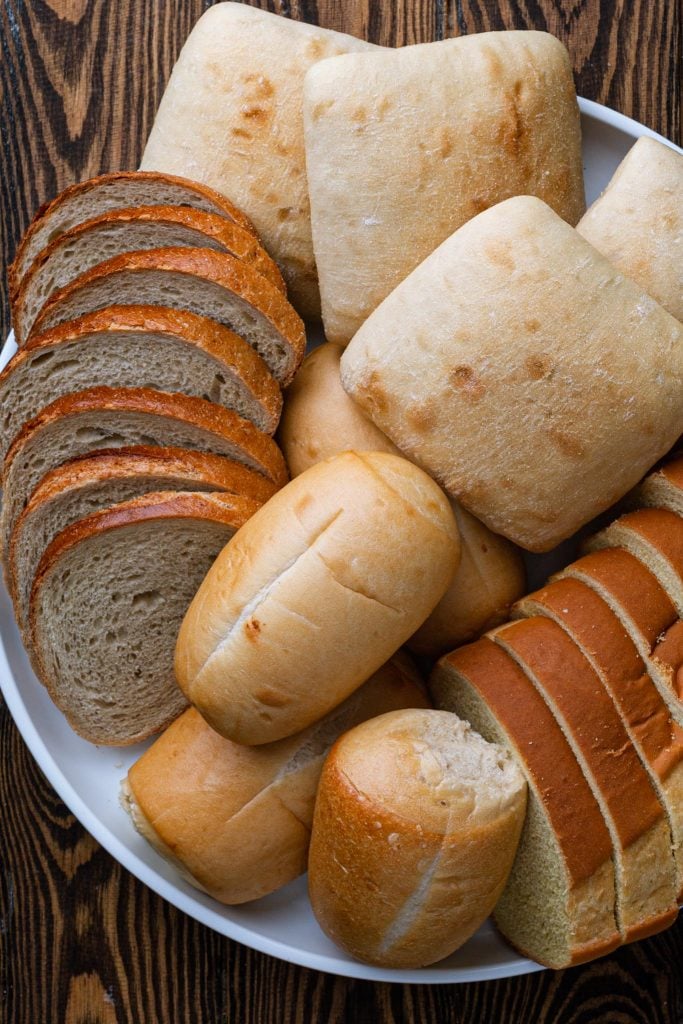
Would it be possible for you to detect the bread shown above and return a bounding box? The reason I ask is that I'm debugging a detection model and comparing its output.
[9,170,256,297]
[140,2,378,319]
[277,341,525,658]
[556,549,683,727]
[29,248,305,386]
[9,447,276,632]
[513,577,683,899]
[308,708,527,968]
[585,508,683,616]
[12,205,284,343]
[340,196,683,551]
[431,638,621,969]
[408,504,525,658]
[577,137,682,321]
[631,458,683,515]
[175,451,459,744]
[29,491,259,745]
[491,617,678,943]
[304,32,585,343]
[0,307,283,458]
[122,653,429,904]
[1,387,287,561]
[278,342,400,476]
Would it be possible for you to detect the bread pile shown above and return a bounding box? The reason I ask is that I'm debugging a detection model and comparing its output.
[2,170,305,743]
[4,0,683,978]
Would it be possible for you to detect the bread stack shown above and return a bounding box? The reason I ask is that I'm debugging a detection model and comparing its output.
[2,170,305,744]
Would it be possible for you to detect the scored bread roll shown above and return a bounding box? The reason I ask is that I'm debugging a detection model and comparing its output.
[279,342,524,658]
[308,708,527,968]
[175,452,459,744]
[341,196,683,551]
[123,653,428,905]
[577,137,682,321]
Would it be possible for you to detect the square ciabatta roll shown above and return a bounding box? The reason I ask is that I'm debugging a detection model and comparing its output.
[304,31,585,344]
[340,196,683,553]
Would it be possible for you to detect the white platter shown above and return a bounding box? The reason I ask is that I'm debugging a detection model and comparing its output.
[0,98,681,985]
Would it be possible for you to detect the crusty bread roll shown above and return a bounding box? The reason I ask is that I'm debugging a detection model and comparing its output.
[304,31,584,343]
[175,452,459,744]
[123,653,428,905]
[341,196,683,551]
[141,3,378,318]
[308,708,527,968]
[577,137,682,322]
[278,342,524,657]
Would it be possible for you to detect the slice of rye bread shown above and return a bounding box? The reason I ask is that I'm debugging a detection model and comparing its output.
[9,171,257,297]
[556,548,683,727]
[29,490,260,745]
[629,458,683,515]
[430,638,620,969]
[27,248,305,386]
[0,387,287,561]
[9,446,277,631]
[490,617,678,943]
[513,576,683,899]
[11,205,285,344]
[0,306,283,454]
[585,509,683,616]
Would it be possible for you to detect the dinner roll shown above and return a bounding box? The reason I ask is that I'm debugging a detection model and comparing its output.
[123,653,428,904]
[175,452,459,744]
[308,708,527,968]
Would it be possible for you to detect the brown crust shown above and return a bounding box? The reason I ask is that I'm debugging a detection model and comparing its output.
[514,578,683,784]
[3,386,288,488]
[436,638,613,886]
[556,548,678,652]
[28,248,305,384]
[10,170,258,295]
[491,617,665,848]
[652,621,683,704]
[1,305,283,435]
[28,490,258,746]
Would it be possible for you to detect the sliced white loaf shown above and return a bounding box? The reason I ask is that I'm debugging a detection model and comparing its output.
[631,458,683,516]
[0,307,283,458]
[29,491,260,745]
[12,205,284,343]
[29,248,306,386]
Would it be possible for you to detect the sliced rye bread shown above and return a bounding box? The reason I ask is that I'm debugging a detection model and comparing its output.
[629,458,683,516]
[9,446,277,632]
[29,490,259,745]
[430,638,620,969]
[513,576,683,899]
[0,386,287,561]
[556,549,683,727]
[490,617,678,944]
[585,508,683,616]
[12,205,285,344]
[0,306,283,454]
[10,171,257,297]
[28,248,306,385]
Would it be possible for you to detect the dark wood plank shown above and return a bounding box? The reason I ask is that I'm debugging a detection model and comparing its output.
[0,2,680,1022]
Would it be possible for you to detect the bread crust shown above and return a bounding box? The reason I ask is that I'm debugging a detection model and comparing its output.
[10,169,257,295]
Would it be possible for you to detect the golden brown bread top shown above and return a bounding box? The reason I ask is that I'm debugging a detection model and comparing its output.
[437,637,613,886]
[3,386,288,488]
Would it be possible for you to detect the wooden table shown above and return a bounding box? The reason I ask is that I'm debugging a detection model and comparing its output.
[0,2,680,1021]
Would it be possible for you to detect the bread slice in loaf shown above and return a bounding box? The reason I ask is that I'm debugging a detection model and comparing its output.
[29,491,259,745]
[556,549,683,727]
[491,617,678,944]
[585,508,683,616]
[430,638,620,969]
[1,386,287,561]
[12,205,284,344]
[10,170,257,297]
[514,577,683,899]
[9,446,276,632]
[0,306,282,455]
[631,458,683,516]
[29,248,305,385]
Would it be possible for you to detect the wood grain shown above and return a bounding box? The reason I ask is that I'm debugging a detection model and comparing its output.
[0,2,681,1021]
